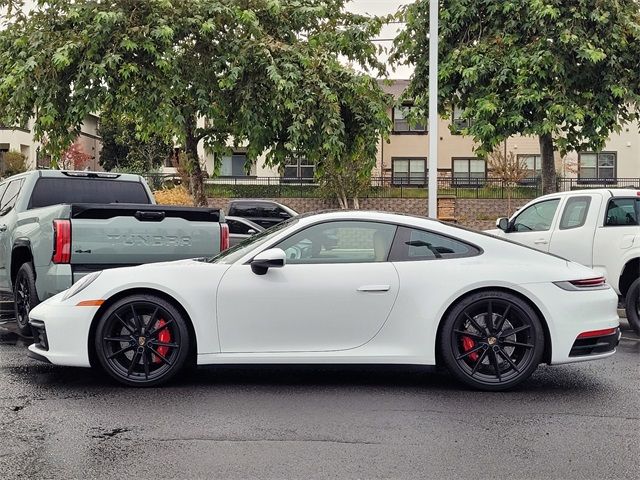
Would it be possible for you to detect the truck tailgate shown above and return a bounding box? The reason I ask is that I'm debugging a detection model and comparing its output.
[69,204,221,265]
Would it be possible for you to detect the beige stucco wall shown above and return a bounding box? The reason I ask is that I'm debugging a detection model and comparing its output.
[0,115,101,171]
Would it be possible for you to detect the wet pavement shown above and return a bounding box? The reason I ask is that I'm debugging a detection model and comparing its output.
[0,309,638,480]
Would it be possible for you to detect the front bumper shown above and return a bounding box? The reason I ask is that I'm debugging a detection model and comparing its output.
[27,296,96,368]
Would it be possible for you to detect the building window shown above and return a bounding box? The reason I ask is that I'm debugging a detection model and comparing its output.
[392,158,426,185]
[518,154,542,180]
[283,156,315,180]
[221,152,248,176]
[578,152,616,182]
[452,106,474,133]
[393,106,426,133]
[0,144,8,172]
[452,158,486,186]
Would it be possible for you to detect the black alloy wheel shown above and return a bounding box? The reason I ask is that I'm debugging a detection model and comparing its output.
[440,290,544,391]
[95,295,190,387]
[14,262,39,336]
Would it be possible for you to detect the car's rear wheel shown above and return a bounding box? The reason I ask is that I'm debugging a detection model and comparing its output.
[440,290,544,391]
[94,294,190,387]
[14,262,39,337]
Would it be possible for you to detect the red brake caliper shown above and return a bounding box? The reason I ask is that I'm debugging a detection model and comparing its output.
[152,319,171,364]
[461,336,479,362]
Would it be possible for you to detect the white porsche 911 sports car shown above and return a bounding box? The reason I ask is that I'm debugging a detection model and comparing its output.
[28,211,620,390]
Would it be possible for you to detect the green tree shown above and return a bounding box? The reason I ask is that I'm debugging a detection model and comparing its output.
[393,0,640,194]
[0,0,390,205]
[98,111,172,173]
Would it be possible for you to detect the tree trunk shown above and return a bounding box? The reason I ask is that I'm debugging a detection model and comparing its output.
[539,133,557,195]
[184,116,207,207]
[352,196,360,209]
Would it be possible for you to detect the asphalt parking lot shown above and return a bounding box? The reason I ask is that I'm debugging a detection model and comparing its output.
[0,304,638,480]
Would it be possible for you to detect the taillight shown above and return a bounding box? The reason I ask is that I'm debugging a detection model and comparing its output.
[554,276,608,291]
[52,219,71,264]
[220,223,229,251]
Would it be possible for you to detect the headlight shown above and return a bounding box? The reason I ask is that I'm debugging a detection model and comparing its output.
[62,271,102,301]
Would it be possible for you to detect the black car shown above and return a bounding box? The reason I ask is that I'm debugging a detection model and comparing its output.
[227,199,298,229]
[225,216,265,247]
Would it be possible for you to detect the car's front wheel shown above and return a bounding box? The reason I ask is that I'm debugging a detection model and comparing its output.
[95,294,190,387]
[440,290,545,391]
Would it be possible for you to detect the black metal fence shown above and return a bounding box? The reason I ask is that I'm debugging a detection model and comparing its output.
[143,173,640,200]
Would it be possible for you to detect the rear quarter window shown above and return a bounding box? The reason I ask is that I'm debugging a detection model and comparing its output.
[28,177,150,209]
[389,226,481,261]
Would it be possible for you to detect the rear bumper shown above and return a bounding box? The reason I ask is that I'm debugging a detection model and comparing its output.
[522,282,620,365]
[569,329,620,358]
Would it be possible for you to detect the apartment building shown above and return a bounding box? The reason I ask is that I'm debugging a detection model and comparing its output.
[0,114,102,171]
[377,80,640,186]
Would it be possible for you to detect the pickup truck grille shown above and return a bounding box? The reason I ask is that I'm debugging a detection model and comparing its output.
[29,319,49,351]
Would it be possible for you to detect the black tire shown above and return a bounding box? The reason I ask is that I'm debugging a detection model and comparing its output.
[624,278,640,335]
[94,294,190,387]
[13,262,39,337]
[439,290,545,391]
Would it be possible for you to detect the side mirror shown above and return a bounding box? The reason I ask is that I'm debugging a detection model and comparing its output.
[497,217,509,232]
[247,229,258,235]
[251,248,286,275]
[279,211,291,218]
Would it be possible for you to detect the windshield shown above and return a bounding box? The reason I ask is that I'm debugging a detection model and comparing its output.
[209,217,299,264]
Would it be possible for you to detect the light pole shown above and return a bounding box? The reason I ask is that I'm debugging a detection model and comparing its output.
[428,0,438,218]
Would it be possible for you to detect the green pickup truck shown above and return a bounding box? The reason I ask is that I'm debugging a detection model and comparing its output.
[0,170,228,335]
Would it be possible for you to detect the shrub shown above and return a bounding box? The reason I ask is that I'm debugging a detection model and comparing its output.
[154,185,194,206]
[2,150,28,177]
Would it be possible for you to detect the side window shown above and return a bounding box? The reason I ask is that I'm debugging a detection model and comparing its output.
[275,221,397,264]
[559,196,591,230]
[389,227,480,261]
[227,219,253,235]
[605,199,637,226]
[0,183,8,207]
[274,207,291,219]
[0,179,24,216]
[512,199,560,232]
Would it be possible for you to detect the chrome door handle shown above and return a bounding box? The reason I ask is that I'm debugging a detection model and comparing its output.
[357,285,390,292]
[533,239,548,245]
[0,225,7,232]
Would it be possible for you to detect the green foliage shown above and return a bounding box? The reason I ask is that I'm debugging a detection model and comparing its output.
[393,0,640,193]
[98,110,172,173]
[1,150,27,177]
[0,0,391,205]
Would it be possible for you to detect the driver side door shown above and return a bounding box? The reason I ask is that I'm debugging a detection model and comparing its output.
[216,220,400,353]
[502,198,562,251]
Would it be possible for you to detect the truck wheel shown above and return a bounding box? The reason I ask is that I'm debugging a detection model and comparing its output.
[14,262,40,337]
[624,278,640,335]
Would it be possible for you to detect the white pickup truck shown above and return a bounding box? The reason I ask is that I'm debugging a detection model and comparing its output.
[489,188,640,334]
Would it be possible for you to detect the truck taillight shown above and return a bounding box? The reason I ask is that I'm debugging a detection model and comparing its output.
[220,223,229,251]
[52,219,71,264]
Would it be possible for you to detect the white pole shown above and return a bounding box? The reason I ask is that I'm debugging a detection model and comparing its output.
[428,0,439,218]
